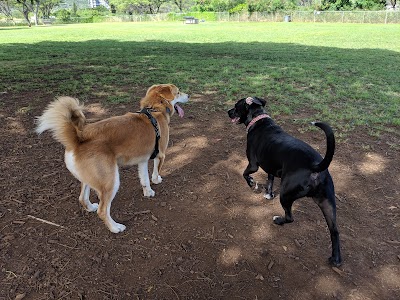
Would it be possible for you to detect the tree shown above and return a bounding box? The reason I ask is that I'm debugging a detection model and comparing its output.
[173,0,184,11]
[322,0,355,10]
[0,0,15,23]
[12,0,60,26]
[353,0,386,9]
[247,0,286,12]
[33,0,40,24]
[56,8,70,20]
[71,1,77,16]
[109,0,169,14]
[146,0,168,13]
[15,0,35,26]
[193,0,214,11]
[40,0,61,18]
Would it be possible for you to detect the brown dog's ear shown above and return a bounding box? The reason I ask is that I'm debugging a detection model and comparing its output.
[158,85,174,100]
[146,85,158,96]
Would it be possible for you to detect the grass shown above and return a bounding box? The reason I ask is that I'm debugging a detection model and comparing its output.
[0,22,399,135]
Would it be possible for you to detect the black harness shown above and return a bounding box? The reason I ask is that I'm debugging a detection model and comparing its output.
[138,108,160,159]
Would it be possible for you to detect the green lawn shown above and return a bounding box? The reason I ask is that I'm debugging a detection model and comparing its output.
[1,22,399,134]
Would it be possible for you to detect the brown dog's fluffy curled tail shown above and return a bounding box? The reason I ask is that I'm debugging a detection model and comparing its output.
[36,97,85,149]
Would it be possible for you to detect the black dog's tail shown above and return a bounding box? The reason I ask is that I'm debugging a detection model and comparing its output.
[311,122,335,173]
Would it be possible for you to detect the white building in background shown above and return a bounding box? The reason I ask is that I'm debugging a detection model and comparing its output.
[88,0,110,9]
[386,0,399,10]
[58,0,111,9]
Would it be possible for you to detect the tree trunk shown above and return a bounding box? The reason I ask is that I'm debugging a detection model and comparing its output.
[0,0,15,23]
[34,1,39,25]
[174,0,183,12]
[23,7,31,27]
[16,0,33,27]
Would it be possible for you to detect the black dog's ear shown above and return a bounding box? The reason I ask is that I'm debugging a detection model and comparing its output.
[252,97,266,107]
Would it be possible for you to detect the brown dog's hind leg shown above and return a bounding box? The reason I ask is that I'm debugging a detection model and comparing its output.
[79,183,98,212]
[95,166,126,233]
[152,154,165,184]
[139,161,155,197]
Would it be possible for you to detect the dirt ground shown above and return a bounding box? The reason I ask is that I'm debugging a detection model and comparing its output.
[0,90,399,300]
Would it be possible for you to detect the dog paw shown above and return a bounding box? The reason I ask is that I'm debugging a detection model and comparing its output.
[329,256,342,267]
[252,182,264,194]
[273,216,285,225]
[245,176,255,188]
[264,192,275,200]
[143,188,155,197]
[86,203,99,212]
[108,222,126,233]
[152,175,162,184]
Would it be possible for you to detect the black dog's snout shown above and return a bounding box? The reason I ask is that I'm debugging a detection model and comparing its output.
[228,108,236,118]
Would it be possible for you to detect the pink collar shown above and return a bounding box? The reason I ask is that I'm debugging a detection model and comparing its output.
[246,114,270,132]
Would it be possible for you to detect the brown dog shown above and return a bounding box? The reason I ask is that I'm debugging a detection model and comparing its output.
[36,84,189,233]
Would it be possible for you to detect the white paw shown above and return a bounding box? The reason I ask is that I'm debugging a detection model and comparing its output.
[108,222,126,233]
[264,193,273,200]
[143,188,155,197]
[87,203,99,212]
[273,216,280,221]
[152,175,162,184]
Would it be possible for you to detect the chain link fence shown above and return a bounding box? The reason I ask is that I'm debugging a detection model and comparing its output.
[216,11,400,24]
[1,10,399,26]
[103,11,400,24]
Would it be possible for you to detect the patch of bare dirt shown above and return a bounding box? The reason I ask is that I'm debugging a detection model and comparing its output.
[0,91,399,300]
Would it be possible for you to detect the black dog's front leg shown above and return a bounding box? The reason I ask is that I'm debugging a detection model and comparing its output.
[243,160,259,189]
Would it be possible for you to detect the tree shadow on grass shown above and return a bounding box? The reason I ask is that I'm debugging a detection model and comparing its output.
[0,38,399,131]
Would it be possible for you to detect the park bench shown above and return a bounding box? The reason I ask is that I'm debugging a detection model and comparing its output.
[42,18,53,25]
[183,16,199,24]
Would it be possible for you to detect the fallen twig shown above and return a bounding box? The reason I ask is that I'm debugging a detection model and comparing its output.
[48,238,79,250]
[27,215,66,229]
[335,194,345,202]
[133,210,151,216]
[42,172,58,178]
[332,266,345,277]
[386,240,400,245]
[159,283,180,300]
[6,270,18,278]
[13,199,25,204]
[58,291,73,300]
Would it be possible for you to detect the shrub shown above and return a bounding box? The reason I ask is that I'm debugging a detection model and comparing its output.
[56,9,71,21]
[229,3,247,13]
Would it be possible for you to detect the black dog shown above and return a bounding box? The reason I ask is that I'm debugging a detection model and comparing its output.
[228,97,341,267]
